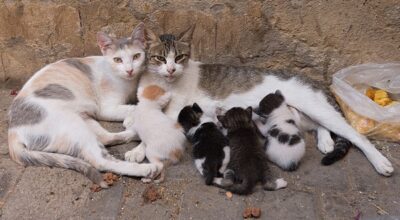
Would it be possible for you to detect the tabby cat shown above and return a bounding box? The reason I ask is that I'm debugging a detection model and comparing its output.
[132,26,393,176]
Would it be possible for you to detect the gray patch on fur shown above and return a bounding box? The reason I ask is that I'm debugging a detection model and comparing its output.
[27,135,50,151]
[34,84,75,100]
[115,38,132,49]
[198,64,340,110]
[64,58,93,80]
[9,98,47,128]
[199,64,264,99]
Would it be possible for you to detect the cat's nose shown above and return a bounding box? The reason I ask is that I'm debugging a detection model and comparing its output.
[167,68,176,75]
[126,69,133,76]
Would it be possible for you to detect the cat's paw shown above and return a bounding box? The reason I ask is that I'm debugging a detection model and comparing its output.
[125,148,146,163]
[123,115,135,129]
[368,151,394,176]
[317,129,334,154]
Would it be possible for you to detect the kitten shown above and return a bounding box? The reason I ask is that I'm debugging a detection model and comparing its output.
[124,85,186,183]
[255,90,306,171]
[178,103,230,185]
[136,27,389,176]
[8,23,158,188]
[216,107,287,195]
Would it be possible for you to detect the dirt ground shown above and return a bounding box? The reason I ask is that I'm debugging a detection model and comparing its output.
[0,88,399,220]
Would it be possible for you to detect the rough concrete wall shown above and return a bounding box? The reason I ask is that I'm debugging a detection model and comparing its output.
[1,0,399,87]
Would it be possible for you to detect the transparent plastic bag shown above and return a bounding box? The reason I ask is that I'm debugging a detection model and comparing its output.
[330,63,400,141]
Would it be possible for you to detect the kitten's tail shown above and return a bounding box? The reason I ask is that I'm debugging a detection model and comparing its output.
[321,133,352,165]
[223,178,255,195]
[8,135,107,188]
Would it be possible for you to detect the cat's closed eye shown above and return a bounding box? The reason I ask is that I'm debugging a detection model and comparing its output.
[154,56,166,63]
[132,53,141,60]
[113,57,122,63]
[175,54,187,63]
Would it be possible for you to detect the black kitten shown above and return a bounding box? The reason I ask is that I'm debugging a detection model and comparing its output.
[178,103,230,185]
[217,107,287,195]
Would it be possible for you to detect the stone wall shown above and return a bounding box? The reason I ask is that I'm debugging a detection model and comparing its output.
[1,0,399,87]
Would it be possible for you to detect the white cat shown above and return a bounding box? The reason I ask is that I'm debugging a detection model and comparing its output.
[8,23,158,187]
[132,26,393,176]
[124,85,186,183]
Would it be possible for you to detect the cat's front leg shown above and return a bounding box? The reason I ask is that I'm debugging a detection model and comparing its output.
[98,104,135,122]
[125,142,146,163]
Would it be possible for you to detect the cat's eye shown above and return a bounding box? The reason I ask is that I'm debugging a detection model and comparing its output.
[154,56,166,63]
[175,54,187,63]
[132,53,141,60]
[113,57,122,63]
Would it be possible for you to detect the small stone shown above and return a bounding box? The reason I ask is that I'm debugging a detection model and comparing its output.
[243,208,252,218]
[251,208,261,218]
[226,191,233,199]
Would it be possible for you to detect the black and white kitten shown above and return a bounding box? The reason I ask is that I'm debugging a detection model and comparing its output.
[216,107,287,195]
[255,90,306,171]
[178,103,230,185]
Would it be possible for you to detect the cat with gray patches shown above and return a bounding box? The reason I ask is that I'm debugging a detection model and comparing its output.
[8,23,159,187]
[178,103,230,185]
[254,90,306,171]
[131,26,392,176]
[215,107,287,195]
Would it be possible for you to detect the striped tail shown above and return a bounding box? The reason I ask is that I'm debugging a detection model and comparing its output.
[9,137,108,188]
[321,133,352,165]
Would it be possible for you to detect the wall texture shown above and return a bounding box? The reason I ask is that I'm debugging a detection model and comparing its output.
[1,0,400,87]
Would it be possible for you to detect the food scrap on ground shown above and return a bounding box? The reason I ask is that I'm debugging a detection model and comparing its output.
[243,207,261,218]
[10,89,18,96]
[103,172,119,186]
[142,184,162,203]
[90,184,102,193]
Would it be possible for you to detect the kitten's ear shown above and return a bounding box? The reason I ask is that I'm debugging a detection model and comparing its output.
[192,103,203,113]
[131,22,146,48]
[246,107,253,119]
[178,25,196,44]
[97,32,113,54]
[145,28,160,46]
[217,115,226,126]
[275,90,283,98]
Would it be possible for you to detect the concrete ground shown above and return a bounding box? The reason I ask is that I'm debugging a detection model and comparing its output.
[0,88,399,220]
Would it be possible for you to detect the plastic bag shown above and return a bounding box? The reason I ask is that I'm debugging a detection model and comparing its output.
[330,63,400,142]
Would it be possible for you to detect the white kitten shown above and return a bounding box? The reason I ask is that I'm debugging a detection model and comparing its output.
[125,85,186,183]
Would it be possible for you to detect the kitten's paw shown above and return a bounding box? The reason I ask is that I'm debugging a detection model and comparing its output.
[317,129,334,154]
[123,115,135,129]
[275,178,288,189]
[120,130,139,143]
[141,177,152,183]
[125,148,146,163]
[368,152,394,176]
[143,163,159,178]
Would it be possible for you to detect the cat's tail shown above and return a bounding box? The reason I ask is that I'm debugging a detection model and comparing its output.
[321,133,352,165]
[8,134,108,188]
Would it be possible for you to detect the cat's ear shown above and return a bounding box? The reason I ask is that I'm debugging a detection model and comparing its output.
[131,22,146,48]
[246,107,253,120]
[178,25,196,44]
[97,32,114,54]
[192,103,203,113]
[145,28,160,46]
